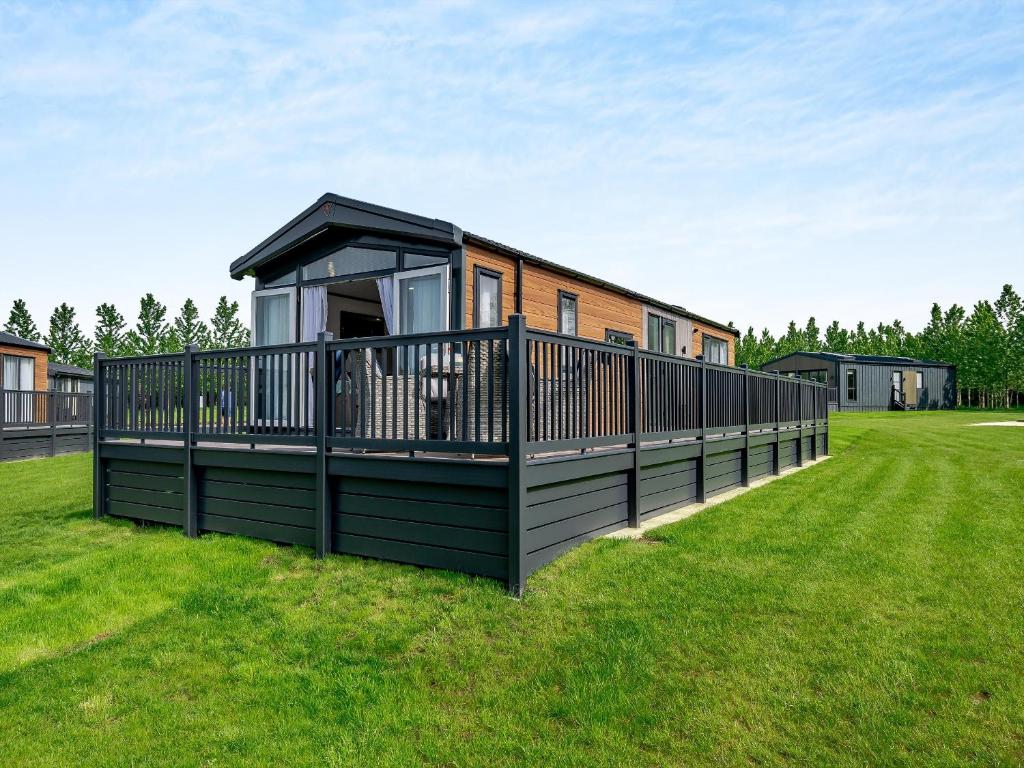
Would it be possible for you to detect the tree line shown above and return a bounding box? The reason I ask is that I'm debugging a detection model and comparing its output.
[3,295,250,369]
[736,284,1024,408]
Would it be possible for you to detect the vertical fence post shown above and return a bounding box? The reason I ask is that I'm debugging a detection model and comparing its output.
[823,384,830,456]
[48,391,56,457]
[92,353,106,519]
[627,340,641,527]
[0,389,6,461]
[773,372,781,476]
[183,344,199,538]
[507,315,528,596]
[810,383,819,462]
[796,380,804,467]
[315,331,333,559]
[741,365,750,487]
[698,355,707,503]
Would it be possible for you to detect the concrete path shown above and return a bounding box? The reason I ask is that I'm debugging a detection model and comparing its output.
[606,454,832,540]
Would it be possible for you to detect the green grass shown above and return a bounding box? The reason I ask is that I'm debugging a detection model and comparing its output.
[1,410,1022,767]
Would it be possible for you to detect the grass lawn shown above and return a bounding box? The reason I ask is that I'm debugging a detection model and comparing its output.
[1,410,1022,766]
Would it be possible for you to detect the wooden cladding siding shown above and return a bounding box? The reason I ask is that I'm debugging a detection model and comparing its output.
[464,243,735,362]
[0,343,48,391]
[465,243,643,339]
[519,263,643,340]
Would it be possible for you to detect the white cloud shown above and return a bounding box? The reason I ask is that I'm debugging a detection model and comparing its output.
[0,0,1021,335]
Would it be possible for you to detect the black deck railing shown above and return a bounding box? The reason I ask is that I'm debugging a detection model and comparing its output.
[94,316,829,456]
[1,389,94,461]
[1,389,93,429]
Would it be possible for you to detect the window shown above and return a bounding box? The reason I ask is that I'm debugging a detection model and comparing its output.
[251,288,296,347]
[702,334,728,365]
[916,371,923,390]
[302,246,397,282]
[558,291,577,335]
[847,368,858,401]
[647,312,676,354]
[262,269,296,288]
[404,251,448,269]
[2,354,35,391]
[605,329,633,346]
[474,267,502,328]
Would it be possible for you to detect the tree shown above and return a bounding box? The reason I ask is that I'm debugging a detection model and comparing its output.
[44,303,92,367]
[736,327,759,368]
[823,321,849,353]
[919,303,945,361]
[208,296,249,348]
[3,299,40,341]
[994,285,1023,405]
[123,293,171,356]
[94,303,127,358]
[168,298,210,351]
[757,328,777,366]
[850,322,869,354]
[776,321,804,357]
[803,317,822,352]
[961,301,1004,407]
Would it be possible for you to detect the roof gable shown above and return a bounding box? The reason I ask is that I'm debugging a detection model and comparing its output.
[229,194,462,279]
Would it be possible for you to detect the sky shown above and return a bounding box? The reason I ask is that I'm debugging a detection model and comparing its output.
[1,0,1022,339]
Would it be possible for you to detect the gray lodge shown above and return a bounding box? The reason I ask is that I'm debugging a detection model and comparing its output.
[92,194,829,593]
[759,352,956,412]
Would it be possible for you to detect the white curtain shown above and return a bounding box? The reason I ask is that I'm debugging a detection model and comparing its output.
[377,276,395,334]
[301,285,328,427]
[300,285,328,342]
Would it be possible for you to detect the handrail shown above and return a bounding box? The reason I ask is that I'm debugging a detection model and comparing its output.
[93,320,829,453]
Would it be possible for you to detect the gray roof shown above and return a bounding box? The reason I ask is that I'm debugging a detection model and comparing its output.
[0,331,49,352]
[48,362,93,378]
[762,351,954,368]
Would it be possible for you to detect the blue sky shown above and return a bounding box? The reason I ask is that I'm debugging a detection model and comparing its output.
[1,1,1022,337]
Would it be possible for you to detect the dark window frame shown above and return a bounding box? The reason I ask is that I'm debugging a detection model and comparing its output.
[647,312,676,354]
[847,368,858,401]
[557,290,578,336]
[605,328,634,345]
[702,333,729,365]
[473,266,503,328]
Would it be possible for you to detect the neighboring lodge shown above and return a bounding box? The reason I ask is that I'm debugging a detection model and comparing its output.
[1,332,93,462]
[760,351,956,411]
